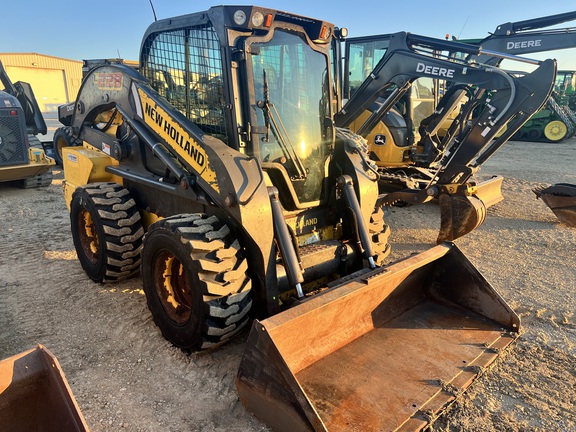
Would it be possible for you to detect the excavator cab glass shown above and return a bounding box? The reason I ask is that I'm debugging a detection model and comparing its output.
[344,35,441,140]
[345,37,390,98]
[247,29,333,205]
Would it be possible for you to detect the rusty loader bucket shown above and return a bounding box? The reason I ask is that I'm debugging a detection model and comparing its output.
[237,243,519,431]
[0,345,88,432]
[533,183,576,227]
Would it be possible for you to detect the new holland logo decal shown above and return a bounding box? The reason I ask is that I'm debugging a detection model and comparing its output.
[137,88,219,192]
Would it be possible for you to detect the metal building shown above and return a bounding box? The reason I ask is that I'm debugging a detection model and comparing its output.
[0,53,82,113]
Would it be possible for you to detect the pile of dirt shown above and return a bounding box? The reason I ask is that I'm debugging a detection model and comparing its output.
[0,138,574,431]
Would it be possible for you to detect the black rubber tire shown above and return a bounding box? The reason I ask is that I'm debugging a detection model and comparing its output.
[369,207,391,266]
[141,214,252,351]
[70,183,144,283]
[53,126,82,166]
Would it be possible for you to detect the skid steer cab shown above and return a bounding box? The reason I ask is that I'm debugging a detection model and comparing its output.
[59,6,520,431]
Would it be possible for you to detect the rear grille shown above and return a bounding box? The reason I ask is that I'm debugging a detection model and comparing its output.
[0,109,28,166]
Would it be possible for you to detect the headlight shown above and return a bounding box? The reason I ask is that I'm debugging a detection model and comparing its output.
[252,11,264,27]
[233,10,247,25]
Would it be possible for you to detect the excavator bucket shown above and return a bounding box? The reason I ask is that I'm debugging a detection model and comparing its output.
[437,176,504,243]
[0,345,88,432]
[237,243,519,432]
[533,183,576,227]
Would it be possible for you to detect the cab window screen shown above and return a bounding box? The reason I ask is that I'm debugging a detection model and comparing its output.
[141,25,227,142]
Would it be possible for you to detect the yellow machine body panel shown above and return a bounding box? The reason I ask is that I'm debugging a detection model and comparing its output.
[140,209,162,230]
[0,148,55,182]
[62,146,121,210]
[351,110,411,167]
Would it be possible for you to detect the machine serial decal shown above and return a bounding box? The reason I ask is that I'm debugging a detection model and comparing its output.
[94,72,123,91]
[137,88,219,192]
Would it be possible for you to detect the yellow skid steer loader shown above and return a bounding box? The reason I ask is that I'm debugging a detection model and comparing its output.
[56,6,554,430]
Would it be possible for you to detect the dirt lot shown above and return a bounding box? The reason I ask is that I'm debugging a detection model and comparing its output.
[0,138,574,431]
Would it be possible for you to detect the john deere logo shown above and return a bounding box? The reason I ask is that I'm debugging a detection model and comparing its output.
[374,135,386,146]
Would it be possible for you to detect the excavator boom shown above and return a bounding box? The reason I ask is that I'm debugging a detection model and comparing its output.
[337,32,556,242]
[473,10,576,64]
[454,11,576,143]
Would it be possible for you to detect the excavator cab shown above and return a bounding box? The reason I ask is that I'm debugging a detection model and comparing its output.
[343,34,443,168]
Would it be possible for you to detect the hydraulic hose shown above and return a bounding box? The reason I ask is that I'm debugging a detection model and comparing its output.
[485,67,517,126]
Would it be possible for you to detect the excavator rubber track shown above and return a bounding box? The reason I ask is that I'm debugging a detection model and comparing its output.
[533,183,576,227]
[237,243,520,431]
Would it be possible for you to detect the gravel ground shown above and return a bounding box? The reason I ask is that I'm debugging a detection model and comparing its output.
[0,137,574,431]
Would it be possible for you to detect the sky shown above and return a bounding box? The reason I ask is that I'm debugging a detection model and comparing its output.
[2,0,575,70]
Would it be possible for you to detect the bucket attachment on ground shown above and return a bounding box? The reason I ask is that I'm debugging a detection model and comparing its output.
[533,183,576,227]
[0,344,88,432]
[437,176,504,243]
[237,243,519,432]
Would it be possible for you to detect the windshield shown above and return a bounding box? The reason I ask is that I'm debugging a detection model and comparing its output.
[250,29,331,204]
